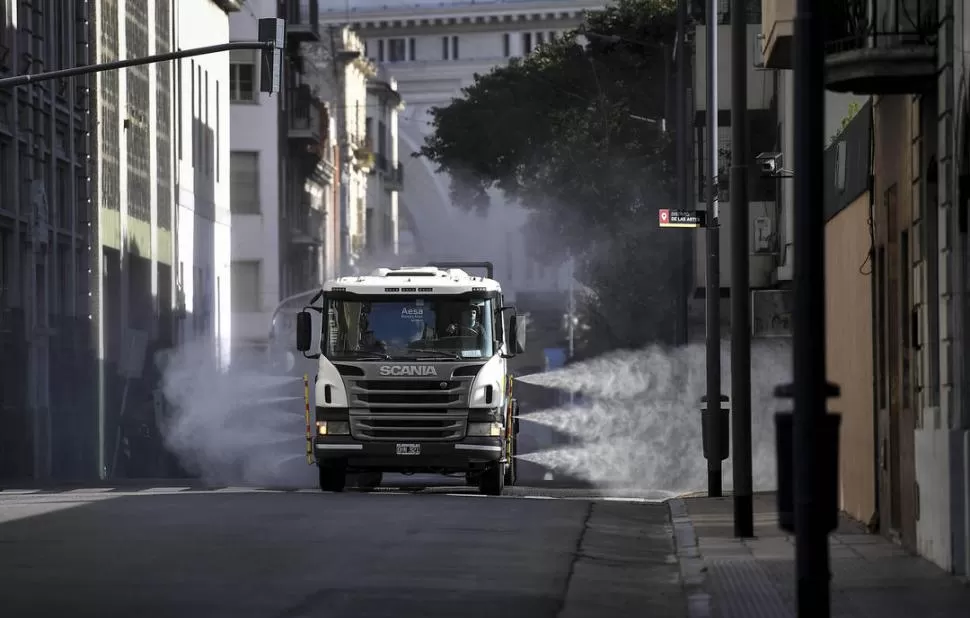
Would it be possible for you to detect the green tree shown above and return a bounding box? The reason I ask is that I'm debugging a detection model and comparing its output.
[419,0,686,353]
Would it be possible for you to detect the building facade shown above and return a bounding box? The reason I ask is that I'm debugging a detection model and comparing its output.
[90,0,238,479]
[174,0,238,367]
[762,0,970,576]
[362,63,403,263]
[0,0,97,481]
[229,0,343,359]
[332,25,375,273]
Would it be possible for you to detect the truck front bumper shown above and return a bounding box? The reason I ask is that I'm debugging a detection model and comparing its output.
[313,436,505,472]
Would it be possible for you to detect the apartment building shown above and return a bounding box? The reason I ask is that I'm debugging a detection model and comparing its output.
[762,0,970,576]
[0,0,96,481]
[229,0,345,359]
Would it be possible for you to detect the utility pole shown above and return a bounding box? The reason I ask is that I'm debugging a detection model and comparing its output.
[675,0,690,346]
[704,0,722,498]
[791,0,836,614]
[729,0,753,537]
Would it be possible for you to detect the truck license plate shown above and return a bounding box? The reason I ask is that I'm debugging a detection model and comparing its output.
[396,443,420,456]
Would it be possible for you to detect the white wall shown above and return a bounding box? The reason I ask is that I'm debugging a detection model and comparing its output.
[227,0,280,350]
[694,25,774,112]
[175,0,233,367]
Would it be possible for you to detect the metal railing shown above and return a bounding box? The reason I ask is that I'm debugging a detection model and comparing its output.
[287,85,320,137]
[287,0,319,28]
[825,0,938,55]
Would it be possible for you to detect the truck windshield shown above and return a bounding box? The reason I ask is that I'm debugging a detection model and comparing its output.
[324,297,495,361]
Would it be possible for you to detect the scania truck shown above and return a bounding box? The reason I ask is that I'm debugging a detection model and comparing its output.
[295,262,526,495]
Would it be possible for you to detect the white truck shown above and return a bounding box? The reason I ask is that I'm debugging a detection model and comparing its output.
[295,262,527,495]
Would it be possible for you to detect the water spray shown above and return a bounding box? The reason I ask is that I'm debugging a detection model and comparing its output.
[515,339,790,495]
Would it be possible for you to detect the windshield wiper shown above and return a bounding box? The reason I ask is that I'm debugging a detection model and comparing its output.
[334,350,391,360]
[406,348,462,360]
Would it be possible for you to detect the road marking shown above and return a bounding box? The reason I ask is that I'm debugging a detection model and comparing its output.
[66,488,116,494]
[136,487,193,494]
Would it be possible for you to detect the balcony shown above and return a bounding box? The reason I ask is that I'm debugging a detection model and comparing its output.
[386,162,404,191]
[288,84,321,145]
[825,0,937,95]
[290,205,325,245]
[286,0,319,43]
[761,0,793,69]
[353,137,375,172]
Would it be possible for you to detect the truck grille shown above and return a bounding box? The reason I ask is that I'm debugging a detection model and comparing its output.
[347,378,470,408]
[350,413,466,441]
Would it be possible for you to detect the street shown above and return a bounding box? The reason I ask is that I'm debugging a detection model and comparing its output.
[0,483,688,618]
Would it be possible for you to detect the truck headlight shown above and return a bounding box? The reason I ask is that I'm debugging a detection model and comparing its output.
[317,421,350,436]
[467,422,502,437]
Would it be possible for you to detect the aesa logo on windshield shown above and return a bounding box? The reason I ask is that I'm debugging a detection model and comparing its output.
[379,365,438,377]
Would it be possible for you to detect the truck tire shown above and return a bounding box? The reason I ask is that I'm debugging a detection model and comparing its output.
[504,400,519,486]
[318,463,346,492]
[478,462,505,496]
[504,442,517,486]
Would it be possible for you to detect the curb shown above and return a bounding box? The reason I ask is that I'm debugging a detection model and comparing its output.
[668,498,711,618]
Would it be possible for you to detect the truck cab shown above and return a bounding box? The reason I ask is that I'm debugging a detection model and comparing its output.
[295,263,526,495]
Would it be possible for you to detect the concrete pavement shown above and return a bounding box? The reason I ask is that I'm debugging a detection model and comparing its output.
[0,485,688,618]
[669,492,970,618]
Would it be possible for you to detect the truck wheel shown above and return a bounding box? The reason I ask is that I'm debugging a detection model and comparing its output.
[318,463,346,492]
[504,453,517,486]
[478,462,505,496]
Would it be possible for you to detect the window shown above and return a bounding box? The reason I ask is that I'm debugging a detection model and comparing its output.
[451,36,459,60]
[229,49,256,102]
[388,38,406,62]
[204,69,211,175]
[190,60,195,163]
[231,261,261,313]
[536,32,545,46]
[502,33,510,57]
[378,40,385,62]
[215,80,220,181]
[177,58,183,159]
[324,297,496,360]
[522,32,532,54]
[409,37,416,61]
[229,151,260,214]
[441,36,449,60]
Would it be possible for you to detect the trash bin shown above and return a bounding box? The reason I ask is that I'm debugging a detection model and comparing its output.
[700,394,730,462]
[774,410,842,534]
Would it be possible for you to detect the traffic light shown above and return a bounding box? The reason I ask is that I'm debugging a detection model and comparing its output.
[258,17,285,94]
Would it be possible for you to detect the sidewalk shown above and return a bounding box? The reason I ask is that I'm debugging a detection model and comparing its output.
[669,493,970,618]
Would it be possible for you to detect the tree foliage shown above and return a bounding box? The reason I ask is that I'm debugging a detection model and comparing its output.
[419,0,686,351]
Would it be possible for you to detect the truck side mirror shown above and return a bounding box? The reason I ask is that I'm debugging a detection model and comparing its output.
[508,314,526,356]
[296,310,312,352]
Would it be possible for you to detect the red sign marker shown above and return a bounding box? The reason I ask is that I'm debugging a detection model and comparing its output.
[658,209,669,225]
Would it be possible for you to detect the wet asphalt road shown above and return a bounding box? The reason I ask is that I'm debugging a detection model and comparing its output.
[0,484,688,618]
